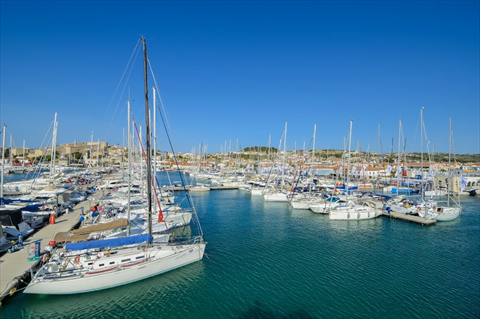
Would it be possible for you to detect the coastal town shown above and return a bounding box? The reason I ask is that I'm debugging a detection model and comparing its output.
[2,139,480,194]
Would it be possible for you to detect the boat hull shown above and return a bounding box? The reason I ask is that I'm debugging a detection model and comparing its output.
[24,243,206,295]
[329,207,380,220]
[435,207,460,221]
[264,193,288,202]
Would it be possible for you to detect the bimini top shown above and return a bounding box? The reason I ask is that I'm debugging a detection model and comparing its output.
[71,219,129,234]
[65,234,153,251]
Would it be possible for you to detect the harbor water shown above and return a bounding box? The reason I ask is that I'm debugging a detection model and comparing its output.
[1,177,479,318]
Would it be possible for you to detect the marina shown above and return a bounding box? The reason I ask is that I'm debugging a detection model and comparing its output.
[1,1,479,317]
[0,188,479,318]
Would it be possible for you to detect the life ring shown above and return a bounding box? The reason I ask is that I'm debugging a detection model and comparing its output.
[417,206,421,211]
[74,255,81,264]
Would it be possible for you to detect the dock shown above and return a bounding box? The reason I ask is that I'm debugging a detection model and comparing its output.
[0,190,104,305]
[383,212,437,226]
[162,186,239,191]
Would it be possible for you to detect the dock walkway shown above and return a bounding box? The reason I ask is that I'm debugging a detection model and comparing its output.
[162,185,239,191]
[383,211,437,226]
[0,191,103,304]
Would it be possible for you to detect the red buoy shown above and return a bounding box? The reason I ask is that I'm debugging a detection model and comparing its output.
[49,213,56,225]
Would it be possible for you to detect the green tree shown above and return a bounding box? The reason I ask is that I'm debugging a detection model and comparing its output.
[72,152,83,160]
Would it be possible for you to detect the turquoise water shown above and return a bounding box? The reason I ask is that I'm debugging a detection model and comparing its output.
[1,187,479,317]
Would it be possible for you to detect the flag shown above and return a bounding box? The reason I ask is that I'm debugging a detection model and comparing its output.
[386,165,392,175]
[395,167,402,178]
[460,176,468,193]
[360,165,366,175]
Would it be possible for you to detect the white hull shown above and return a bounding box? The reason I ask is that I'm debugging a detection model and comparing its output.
[435,207,461,221]
[329,206,380,220]
[264,193,288,202]
[290,201,311,210]
[250,189,264,196]
[24,243,206,295]
[309,200,345,214]
[389,205,414,214]
[309,204,329,214]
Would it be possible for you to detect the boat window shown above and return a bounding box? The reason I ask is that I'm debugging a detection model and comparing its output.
[136,256,144,259]
[121,259,131,263]
[88,262,93,265]
[99,263,104,267]
[110,262,115,265]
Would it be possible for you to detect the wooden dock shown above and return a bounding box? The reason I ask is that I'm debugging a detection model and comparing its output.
[383,212,437,226]
[162,186,239,191]
[0,191,104,305]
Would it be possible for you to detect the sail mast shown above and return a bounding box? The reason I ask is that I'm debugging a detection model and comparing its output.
[346,119,353,202]
[421,108,424,202]
[448,116,451,206]
[1,124,6,201]
[312,124,316,165]
[127,100,132,236]
[142,37,153,236]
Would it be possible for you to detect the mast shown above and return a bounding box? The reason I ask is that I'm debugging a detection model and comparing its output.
[283,122,287,174]
[342,136,346,180]
[267,134,271,164]
[448,116,451,206]
[89,131,94,168]
[127,101,132,235]
[51,113,58,174]
[153,87,157,183]
[142,37,153,236]
[153,87,157,213]
[421,108,424,201]
[312,124,316,165]
[22,140,25,168]
[97,139,100,167]
[140,125,143,178]
[397,120,402,194]
[1,124,6,201]
[346,119,353,201]
[122,127,125,177]
[9,135,12,166]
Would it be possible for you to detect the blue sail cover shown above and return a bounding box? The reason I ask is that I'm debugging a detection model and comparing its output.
[65,234,153,251]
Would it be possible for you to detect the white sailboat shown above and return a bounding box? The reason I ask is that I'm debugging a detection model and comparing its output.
[432,117,461,221]
[417,112,461,222]
[329,119,381,220]
[25,38,206,295]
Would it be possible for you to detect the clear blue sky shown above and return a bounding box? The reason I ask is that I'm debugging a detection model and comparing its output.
[1,1,479,155]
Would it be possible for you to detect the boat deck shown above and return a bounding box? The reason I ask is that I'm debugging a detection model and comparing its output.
[0,190,104,305]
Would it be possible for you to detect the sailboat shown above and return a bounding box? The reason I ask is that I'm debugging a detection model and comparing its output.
[329,119,381,220]
[417,112,461,221]
[431,117,461,221]
[24,37,206,295]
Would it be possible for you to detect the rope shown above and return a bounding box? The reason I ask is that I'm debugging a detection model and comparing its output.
[132,116,168,230]
[147,60,204,238]
[102,39,142,141]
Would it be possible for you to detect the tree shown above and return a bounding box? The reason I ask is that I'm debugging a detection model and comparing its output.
[72,152,83,160]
